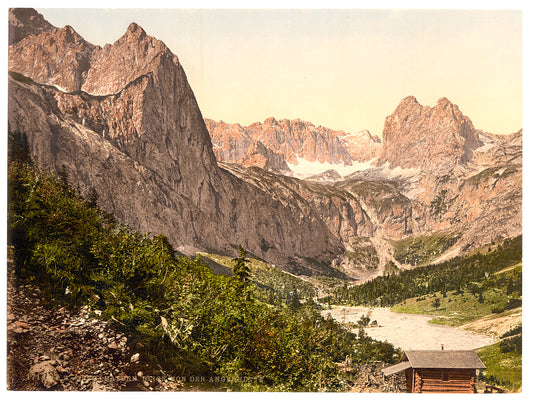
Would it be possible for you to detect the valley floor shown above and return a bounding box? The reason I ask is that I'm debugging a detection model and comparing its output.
[321,306,497,350]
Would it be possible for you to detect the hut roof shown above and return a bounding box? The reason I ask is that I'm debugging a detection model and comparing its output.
[382,350,486,376]
[382,361,412,377]
[403,350,486,369]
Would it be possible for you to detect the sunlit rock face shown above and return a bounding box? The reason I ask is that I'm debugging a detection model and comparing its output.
[8,8,344,276]
[8,8,521,281]
[205,117,382,173]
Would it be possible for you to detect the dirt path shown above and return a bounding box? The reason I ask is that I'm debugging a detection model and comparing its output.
[322,306,497,350]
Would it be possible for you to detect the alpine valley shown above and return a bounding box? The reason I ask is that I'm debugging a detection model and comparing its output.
[8,8,521,281]
[7,8,523,393]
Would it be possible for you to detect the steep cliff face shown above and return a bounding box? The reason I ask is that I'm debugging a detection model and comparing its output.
[8,9,521,281]
[205,117,382,173]
[8,9,344,275]
[378,96,482,173]
[338,130,382,162]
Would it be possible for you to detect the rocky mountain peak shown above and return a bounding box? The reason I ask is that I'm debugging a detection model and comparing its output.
[207,117,377,168]
[56,25,85,45]
[437,96,452,106]
[82,22,175,96]
[9,15,96,92]
[9,8,56,44]
[264,117,279,126]
[377,96,482,172]
[126,22,146,37]
[399,95,419,106]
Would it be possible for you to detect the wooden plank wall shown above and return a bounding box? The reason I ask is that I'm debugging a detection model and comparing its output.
[406,368,414,393]
[414,368,476,393]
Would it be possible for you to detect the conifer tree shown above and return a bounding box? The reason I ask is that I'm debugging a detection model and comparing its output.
[232,245,251,283]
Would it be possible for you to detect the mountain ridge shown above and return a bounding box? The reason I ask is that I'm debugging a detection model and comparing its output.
[8,8,346,277]
[8,8,522,281]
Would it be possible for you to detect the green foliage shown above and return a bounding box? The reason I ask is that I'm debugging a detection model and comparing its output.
[477,342,522,392]
[429,189,451,218]
[8,131,396,391]
[383,260,400,275]
[500,335,521,354]
[201,252,316,303]
[392,231,459,266]
[502,326,521,338]
[391,264,522,326]
[463,165,520,189]
[325,237,522,307]
[232,245,251,282]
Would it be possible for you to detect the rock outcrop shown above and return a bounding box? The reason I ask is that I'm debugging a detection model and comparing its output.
[8,8,56,45]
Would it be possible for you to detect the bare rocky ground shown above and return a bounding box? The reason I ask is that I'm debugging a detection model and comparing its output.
[459,308,522,339]
[339,361,406,393]
[6,267,186,391]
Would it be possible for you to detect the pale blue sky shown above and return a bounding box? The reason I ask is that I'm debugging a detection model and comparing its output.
[36,7,523,137]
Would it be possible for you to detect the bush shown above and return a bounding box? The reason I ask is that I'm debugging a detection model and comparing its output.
[501,326,522,339]
[500,335,522,353]
[7,132,399,391]
[504,298,522,311]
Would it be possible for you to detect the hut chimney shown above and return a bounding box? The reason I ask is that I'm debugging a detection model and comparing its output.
[441,344,444,350]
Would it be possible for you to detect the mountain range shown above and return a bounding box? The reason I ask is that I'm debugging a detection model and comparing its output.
[8,8,522,281]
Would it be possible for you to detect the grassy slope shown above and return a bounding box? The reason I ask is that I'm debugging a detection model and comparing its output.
[391,263,521,326]
[200,253,316,300]
[477,343,522,392]
[391,263,522,392]
[391,231,459,267]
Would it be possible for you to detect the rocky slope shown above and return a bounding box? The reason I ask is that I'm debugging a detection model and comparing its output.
[7,261,188,391]
[8,8,343,276]
[8,8,521,281]
[205,117,382,173]
[8,7,56,45]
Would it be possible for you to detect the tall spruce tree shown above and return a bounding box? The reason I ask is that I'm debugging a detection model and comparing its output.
[232,245,251,283]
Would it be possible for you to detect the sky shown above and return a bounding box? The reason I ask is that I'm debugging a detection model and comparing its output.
[28,5,523,138]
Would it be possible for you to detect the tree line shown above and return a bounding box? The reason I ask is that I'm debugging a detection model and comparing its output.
[324,236,522,307]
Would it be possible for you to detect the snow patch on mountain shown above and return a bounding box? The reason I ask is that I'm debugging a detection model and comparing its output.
[287,157,376,180]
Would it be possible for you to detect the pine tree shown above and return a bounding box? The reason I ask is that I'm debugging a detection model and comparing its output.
[232,245,251,283]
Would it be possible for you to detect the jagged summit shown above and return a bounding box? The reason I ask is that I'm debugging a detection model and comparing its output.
[56,25,86,44]
[8,8,343,275]
[206,117,382,170]
[126,22,146,36]
[398,95,419,105]
[437,96,452,105]
[377,96,481,172]
[8,7,56,44]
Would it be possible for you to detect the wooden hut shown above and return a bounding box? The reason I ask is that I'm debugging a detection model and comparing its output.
[382,350,486,393]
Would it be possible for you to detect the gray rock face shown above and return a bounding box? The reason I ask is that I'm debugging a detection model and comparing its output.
[8,9,342,274]
[8,9,522,280]
[28,361,60,389]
